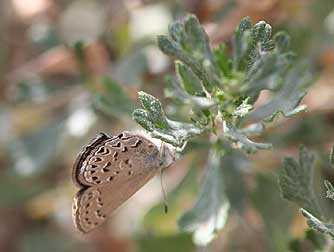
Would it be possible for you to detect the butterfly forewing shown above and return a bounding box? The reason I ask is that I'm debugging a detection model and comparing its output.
[72,131,161,233]
[72,132,113,187]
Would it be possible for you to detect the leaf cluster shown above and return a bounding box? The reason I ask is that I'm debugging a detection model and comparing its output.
[279,145,334,241]
[132,14,312,246]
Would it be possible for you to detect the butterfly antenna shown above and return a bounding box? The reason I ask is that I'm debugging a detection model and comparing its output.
[160,166,168,213]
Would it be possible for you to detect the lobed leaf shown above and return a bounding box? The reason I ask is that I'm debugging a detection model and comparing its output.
[178,149,230,246]
[133,91,203,147]
[301,209,334,239]
[324,180,334,201]
[223,121,272,153]
[158,14,220,92]
[138,91,170,130]
[232,17,252,71]
[246,65,310,122]
[278,146,322,218]
[175,61,203,96]
[165,77,215,110]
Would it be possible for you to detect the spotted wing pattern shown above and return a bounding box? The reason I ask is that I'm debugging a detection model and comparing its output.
[72,131,161,233]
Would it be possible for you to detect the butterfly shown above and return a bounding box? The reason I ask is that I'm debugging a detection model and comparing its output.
[72,131,174,233]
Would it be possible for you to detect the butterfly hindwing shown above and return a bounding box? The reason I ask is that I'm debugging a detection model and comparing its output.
[72,131,161,233]
[73,166,158,233]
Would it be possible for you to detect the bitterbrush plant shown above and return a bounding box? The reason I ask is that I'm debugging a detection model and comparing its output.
[132,14,316,246]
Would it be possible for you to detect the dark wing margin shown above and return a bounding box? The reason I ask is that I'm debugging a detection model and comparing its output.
[72,132,112,187]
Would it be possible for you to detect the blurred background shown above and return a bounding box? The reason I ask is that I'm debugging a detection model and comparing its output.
[0,0,333,251]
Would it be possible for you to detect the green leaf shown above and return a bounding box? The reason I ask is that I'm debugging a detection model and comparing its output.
[133,92,203,147]
[232,97,253,118]
[165,77,215,110]
[132,109,155,132]
[152,119,203,148]
[300,209,334,239]
[238,123,265,136]
[246,65,310,122]
[175,61,203,96]
[138,91,170,130]
[231,17,299,101]
[324,180,334,201]
[221,151,248,211]
[213,43,232,78]
[278,146,322,218]
[330,144,334,168]
[178,149,230,246]
[243,51,294,99]
[327,144,334,200]
[94,76,134,118]
[274,31,290,52]
[158,14,220,92]
[223,121,272,153]
[232,16,252,71]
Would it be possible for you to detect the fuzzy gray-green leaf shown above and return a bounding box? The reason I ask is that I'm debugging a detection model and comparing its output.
[132,109,155,132]
[330,144,334,168]
[278,146,322,218]
[243,52,294,98]
[150,119,202,147]
[159,14,220,92]
[165,77,215,110]
[223,122,272,153]
[176,61,203,96]
[246,65,310,122]
[213,43,232,78]
[232,97,253,118]
[300,209,334,239]
[232,17,252,71]
[324,180,334,201]
[157,35,181,58]
[138,91,169,130]
[274,32,290,52]
[178,149,229,246]
[135,91,203,147]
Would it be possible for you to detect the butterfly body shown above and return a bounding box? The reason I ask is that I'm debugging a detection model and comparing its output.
[72,131,173,233]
